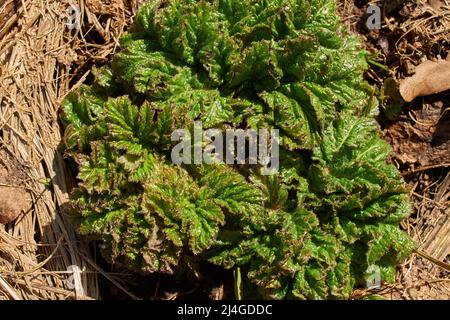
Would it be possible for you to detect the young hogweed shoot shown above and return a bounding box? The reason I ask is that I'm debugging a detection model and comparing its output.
[61,0,414,299]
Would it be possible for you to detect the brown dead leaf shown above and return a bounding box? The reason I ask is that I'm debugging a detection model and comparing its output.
[400,60,450,102]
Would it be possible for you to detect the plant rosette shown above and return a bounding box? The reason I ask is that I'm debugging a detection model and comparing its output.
[61,0,415,299]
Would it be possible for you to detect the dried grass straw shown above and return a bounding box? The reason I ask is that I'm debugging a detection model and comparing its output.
[0,0,138,300]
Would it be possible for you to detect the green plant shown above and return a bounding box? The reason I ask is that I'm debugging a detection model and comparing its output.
[61,0,414,299]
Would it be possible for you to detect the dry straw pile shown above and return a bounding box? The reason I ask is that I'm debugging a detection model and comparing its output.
[0,0,139,300]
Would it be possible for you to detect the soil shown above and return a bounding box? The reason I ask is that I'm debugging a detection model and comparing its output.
[384,97,450,168]
[0,152,30,225]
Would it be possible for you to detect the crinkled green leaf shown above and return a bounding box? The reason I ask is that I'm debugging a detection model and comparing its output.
[61,0,414,299]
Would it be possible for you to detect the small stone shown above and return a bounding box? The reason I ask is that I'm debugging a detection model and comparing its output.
[0,186,29,224]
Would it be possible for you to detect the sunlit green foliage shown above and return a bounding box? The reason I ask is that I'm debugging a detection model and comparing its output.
[61,0,414,299]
